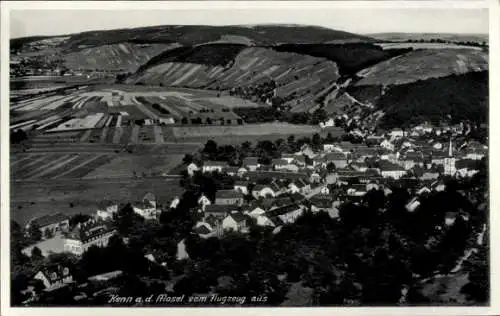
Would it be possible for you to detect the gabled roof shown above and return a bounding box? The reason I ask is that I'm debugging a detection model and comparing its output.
[378,161,405,172]
[38,265,71,282]
[227,212,248,223]
[234,180,249,186]
[194,225,212,235]
[267,203,302,217]
[324,152,347,161]
[272,158,289,165]
[216,190,243,200]
[294,155,306,163]
[253,184,275,192]
[205,204,236,213]
[309,196,333,209]
[204,160,229,167]
[243,157,260,165]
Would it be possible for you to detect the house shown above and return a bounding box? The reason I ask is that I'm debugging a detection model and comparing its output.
[252,184,277,199]
[267,204,304,224]
[198,194,212,211]
[203,204,236,221]
[416,186,431,195]
[273,158,299,172]
[464,148,487,160]
[237,167,248,177]
[176,239,190,260]
[222,212,249,233]
[323,143,342,152]
[431,180,446,192]
[455,159,480,178]
[347,184,367,197]
[225,166,240,177]
[26,213,70,238]
[288,179,311,195]
[187,162,200,176]
[309,197,339,219]
[243,157,260,171]
[324,152,348,169]
[33,265,73,290]
[309,172,322,183]
[215,190,244,205]
[300,144,316,158]
[350,161,368,172]
[319,185,330,195]
[405,197,420,212]
[281,153,296,164]
[132,199,158,220]
[420,171,440,181]
[402,152,424,170]
[244,206,266,219]
[380,139,395,151]
[366,182,380,192]
[379,161,406,179]
[256,214,284,228]
[193,222,216,239]
[159,117,175,125]
[445,212,457,226]
[390,128,405,138]
[170,196,181,209]
[234,180,249,195]
[293,155,307,167]
[202,161,228,173]
[63,220,116,256]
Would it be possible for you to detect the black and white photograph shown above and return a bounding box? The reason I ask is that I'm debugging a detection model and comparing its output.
[0,0,496,313]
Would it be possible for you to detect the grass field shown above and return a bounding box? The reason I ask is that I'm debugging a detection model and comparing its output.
[11,178,184,225]
[82,154,184,179]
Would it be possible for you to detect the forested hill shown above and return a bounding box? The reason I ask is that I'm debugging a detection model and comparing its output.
[372,71,488,128]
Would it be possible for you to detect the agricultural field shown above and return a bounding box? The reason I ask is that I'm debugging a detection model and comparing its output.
[171,123,322,144]
[10,153,114,181]
[355,48,488,86]
[83,154,184,179]
[11,178,184,225]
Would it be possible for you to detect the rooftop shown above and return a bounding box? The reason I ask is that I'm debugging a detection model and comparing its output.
[29,213,68,228]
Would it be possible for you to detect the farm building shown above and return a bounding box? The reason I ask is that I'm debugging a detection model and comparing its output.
[26,213,70,238]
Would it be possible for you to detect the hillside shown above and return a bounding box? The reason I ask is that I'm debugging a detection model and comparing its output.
[12,24,373,51]
[129,45,341,110]
[375,71,488,128]
[63,42,177,72]
[355,48,488,86]
[271,43,411,76]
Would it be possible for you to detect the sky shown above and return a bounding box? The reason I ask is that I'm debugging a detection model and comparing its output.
[9,7,489,39]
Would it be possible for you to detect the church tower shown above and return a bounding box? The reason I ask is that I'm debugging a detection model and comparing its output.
[444,138,456,176]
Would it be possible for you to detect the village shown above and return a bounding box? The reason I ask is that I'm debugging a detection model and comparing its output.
[13,117,488,303]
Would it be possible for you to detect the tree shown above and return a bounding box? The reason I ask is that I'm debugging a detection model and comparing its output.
[28,222,42,242]
[182,154,193,165]
[31,246,43,260]
[69,213,92,228]
[44,228,54,239]
[203,140,218,159]
[326,162,336,174]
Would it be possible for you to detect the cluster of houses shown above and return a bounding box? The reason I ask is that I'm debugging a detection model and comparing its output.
[178,127,487,238]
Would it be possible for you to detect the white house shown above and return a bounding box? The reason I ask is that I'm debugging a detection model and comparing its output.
[245,207,266,219]
[198,194,212,211]
[233,181,249,195]
[380,139,395,151]
[170,197,181,209]
[176,239,190,260]
[33,266,73,290]
[95,202,119,221]
[64,221,116,256]
[222,212,249,233]
[252,185,276,199]
[379,161,406,179]
[202,161,228,173]
[187,162,200,176]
